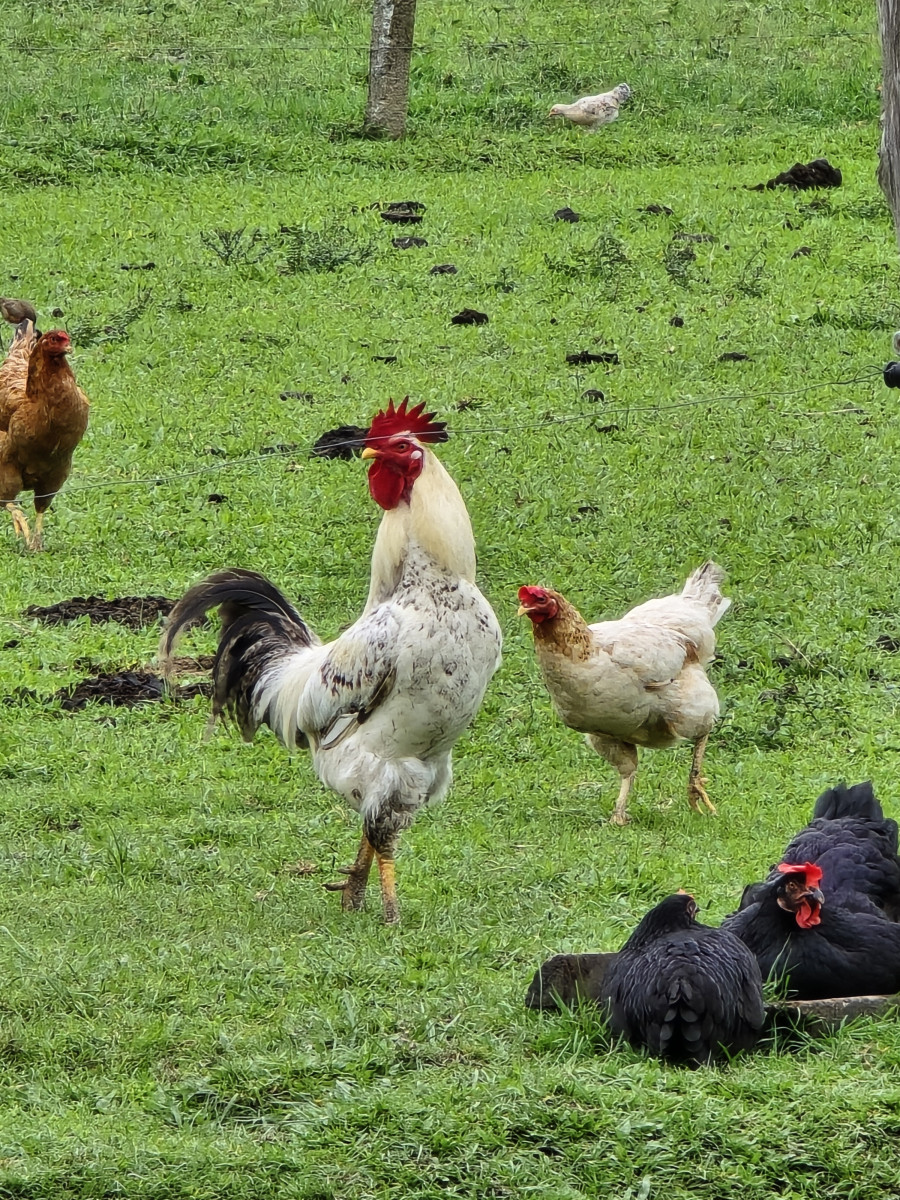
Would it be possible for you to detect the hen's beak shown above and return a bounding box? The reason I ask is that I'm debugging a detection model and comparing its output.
[360,447,378,460]
[804,887,825,905]
[517,604,532,617]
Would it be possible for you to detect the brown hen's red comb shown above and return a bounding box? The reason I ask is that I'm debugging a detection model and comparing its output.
[366,397,449,448]
[777,861,824,888]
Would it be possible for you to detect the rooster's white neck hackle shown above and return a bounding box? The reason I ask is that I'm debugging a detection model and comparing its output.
[366,446,477,608]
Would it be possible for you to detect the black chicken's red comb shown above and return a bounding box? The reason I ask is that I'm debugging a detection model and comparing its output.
[365,397,449,447]
[777,861,823,888]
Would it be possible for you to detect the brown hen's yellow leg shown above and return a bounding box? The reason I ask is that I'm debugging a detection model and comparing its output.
[610,773,636,827]
[586,734,638,825]
[3,502,31,544]
[688,734,717,815]
[376,851,400,925]
[27,511,45,553]
[323,834,375,911]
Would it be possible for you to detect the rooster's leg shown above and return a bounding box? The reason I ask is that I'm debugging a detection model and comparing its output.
[3,502,31,544]
[687,734,717,815]
[586,734,638,826]
[323,834,375,911]
[375,847,400,925]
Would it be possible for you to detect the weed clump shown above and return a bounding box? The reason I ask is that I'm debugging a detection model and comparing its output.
[546,232,631,299]
[279,220,374,274]
[663,239,697,288]
[200,227,272,267]
[67,289,153,347]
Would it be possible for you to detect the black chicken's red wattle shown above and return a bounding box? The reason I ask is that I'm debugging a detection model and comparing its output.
[795,898,821,929]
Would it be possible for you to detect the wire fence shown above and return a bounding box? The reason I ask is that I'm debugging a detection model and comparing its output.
[32,367,884,506]
[0,28,879,58]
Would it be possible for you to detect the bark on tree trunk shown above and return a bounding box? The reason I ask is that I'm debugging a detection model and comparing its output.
[878,0,900,248]
[364,0,418,139]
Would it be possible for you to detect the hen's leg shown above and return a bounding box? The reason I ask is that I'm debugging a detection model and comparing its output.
[688,734,717,815]
[3,501,31,544]
[585,734,638,825]
[323,834,375,911]
[27,510,45,553]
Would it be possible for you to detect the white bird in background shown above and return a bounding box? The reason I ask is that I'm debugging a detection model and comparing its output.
[549,83,632,132]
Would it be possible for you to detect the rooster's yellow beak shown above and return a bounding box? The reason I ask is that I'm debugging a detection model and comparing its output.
[360,447,378,460]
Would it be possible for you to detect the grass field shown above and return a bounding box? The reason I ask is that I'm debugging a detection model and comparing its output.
[1,0,899,1196]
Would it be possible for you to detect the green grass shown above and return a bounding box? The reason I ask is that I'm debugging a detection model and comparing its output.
[1,0,899,1196]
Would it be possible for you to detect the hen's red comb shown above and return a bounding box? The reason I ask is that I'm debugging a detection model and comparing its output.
[366,397,448,448]
[777,861,823,888]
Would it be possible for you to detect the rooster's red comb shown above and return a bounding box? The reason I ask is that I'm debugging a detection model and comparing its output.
[777,861,823,888]
[366,397,449,448]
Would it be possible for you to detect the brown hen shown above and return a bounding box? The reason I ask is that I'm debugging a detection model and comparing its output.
[0,321,89,551]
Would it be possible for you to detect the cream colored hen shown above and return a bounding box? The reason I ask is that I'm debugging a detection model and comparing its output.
[518,562,729,825]
[549,83,632,131]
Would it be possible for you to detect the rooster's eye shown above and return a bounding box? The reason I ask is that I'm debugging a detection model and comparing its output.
[394,440,410,452]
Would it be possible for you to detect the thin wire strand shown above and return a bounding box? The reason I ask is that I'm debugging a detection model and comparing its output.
[36,369,882,504]
[0,30,878,57]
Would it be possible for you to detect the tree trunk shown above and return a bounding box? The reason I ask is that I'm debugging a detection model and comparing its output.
[364,0,418,139]
[878,0,900,248]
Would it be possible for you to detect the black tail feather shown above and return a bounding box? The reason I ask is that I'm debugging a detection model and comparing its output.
[812,781,882,823]
[159,568,317,742]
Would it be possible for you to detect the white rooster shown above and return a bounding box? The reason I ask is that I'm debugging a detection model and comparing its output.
[549,83,632,132]
[518,563,729,825]
[160,399,502,923]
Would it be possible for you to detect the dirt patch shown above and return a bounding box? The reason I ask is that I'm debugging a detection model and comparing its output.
[279,390,315,402]
[24,595,175,629]
[4,671,211,713]
[451,309,489,326]
[372,354,398,364]
[554,207,580,222]
[640,204,674,216]
[430,264,457,275]
[581,389,605,401]
[718,351,751,362]
[791,246,813,259]
[120,261,156,271]
[282,859,319,876]
[566,350,619,366]
[164,654,215,673]
[392,236,428,249]
[748,158,842,191]
[381,202,424,225]
[310,425,368,460]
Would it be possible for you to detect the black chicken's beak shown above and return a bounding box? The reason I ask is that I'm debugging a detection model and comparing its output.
[804,887,825,905]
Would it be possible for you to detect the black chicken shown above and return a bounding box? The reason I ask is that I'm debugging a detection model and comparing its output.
[723,782,900,999]
[600,893,765,1063]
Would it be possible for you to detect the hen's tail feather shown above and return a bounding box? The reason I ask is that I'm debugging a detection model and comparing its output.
[812,780,882,823]
[159,568,320,743]
[681,560,731,626]
[10,319,36,352]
